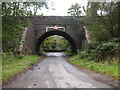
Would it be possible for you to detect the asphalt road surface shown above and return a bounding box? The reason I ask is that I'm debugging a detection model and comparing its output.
[3,53,113,88]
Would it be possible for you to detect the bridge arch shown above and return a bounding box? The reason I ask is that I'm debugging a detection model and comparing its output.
[36,30,77,55]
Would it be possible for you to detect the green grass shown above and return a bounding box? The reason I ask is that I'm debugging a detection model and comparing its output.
[2,55,39,81]
[64,52,72,55]
[69,55,119,79]
[0,57,2,83]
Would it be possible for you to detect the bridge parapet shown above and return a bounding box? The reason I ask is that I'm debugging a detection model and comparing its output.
[29,16,85,25]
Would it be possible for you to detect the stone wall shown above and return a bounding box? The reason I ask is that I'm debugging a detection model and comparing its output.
[19,16,85,54]
[18,26,35,55]
[29,16,85,51]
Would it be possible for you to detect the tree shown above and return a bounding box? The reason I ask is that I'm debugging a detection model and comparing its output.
[67,3,82,16]
[32,2,48,16]
[2,2,48,16]
[83,2,119,42]
[2,2,49,54]
[99,2,119,37]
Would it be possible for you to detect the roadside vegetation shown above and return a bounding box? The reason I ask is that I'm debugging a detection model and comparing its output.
[68,2,119,79]
[2,2,48,53]
[2,16,30,53]
[69,55,118,79]
[2,53,39,81]
[1,2,48,82]
[69,42,119,79]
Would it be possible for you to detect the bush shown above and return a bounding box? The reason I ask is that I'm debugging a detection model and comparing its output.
[96,42,120,61]
[79,41,120,62]
[79,49,98,61]
[2,16,30,54]
[87,43,98,49]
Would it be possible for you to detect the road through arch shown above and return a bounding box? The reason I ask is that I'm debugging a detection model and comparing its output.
[36,30,77,55]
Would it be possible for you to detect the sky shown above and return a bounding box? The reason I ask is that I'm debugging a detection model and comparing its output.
[39,0,88,16]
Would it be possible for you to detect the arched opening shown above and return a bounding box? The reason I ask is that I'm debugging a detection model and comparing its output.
[36,30,77,55]
[40,35,72,53]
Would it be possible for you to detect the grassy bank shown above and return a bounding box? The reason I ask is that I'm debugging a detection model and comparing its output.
[69,55,119,79]
[0,58,2,83]
[2,55,39,81]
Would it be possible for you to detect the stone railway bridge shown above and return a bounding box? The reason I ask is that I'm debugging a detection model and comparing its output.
[19,16,86,55]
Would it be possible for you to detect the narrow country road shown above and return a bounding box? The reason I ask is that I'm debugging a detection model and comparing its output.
[3,53,113,88]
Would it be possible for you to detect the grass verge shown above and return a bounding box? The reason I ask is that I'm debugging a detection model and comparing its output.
[69,55,119,79]
[2,55,39,81]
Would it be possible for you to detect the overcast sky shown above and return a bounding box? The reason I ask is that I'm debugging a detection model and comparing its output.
[39,0,88,16]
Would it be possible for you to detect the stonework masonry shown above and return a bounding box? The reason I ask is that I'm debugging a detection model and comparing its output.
[19,16,86,54]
